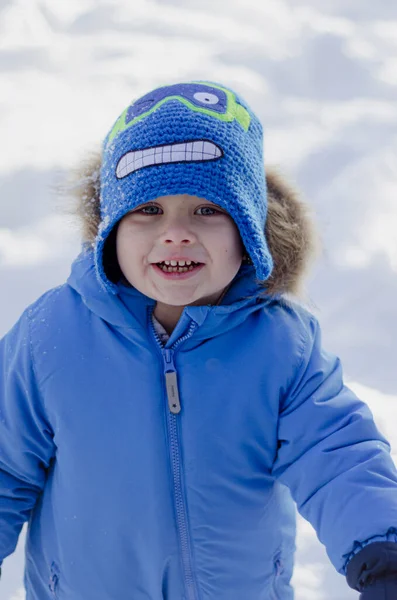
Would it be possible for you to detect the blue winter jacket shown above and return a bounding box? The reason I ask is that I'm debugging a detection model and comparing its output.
[1,248,397,600]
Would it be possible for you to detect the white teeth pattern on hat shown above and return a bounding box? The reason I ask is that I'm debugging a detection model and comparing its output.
[116,140,222,179]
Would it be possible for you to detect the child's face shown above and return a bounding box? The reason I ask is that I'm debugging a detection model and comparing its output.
[116,194,244,307]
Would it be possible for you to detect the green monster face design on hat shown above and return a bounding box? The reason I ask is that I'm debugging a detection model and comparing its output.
[107,81,251,145]
[95,80,273,293]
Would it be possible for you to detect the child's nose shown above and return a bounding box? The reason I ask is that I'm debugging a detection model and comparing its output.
[159,218,198,245]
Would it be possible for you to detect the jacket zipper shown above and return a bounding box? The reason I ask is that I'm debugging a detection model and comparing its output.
[149,305,200,600]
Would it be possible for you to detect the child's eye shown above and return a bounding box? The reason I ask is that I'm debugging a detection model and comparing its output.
[196,206,221,216]
[139,205,159,214]
[136,205,222,216]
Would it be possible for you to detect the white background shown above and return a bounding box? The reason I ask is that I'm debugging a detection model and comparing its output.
[0,1,396,598]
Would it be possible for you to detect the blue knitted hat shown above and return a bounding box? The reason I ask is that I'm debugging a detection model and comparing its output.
[95,79,273,293]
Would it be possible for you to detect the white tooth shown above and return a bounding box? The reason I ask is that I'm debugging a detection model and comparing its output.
[142,154,154,166]
[185,142,194,160]
[203,141,217,158]
[170,148,181,162]
[185,260,191,265]
[116,152,135,178]
[170,260,178,266]
[165,260,171,265]
[141,148,155,167]
[178,260,186,266]
[162,146,172,161]
[172,143,187,153]
[154,146,163,164]
[192,140,204,152]
[192,140,204,160]
[170,143,187,162]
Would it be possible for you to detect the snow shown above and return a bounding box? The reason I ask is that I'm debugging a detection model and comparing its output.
[0,0,396,598]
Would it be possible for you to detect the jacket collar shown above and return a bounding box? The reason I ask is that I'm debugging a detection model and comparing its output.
[67,248,279,343]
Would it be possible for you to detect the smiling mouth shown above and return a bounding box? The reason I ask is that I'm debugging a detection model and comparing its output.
[116,139,223,179]
[156,261,203,273]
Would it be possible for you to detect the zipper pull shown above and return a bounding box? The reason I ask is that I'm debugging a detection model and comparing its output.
[163,349,181,414]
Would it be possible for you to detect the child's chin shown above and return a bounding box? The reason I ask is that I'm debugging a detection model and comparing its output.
[156,295,199,306]
[154,289,206,306]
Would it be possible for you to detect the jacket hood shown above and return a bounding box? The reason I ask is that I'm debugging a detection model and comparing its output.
[67,247,277,345]
[65,150,320,299]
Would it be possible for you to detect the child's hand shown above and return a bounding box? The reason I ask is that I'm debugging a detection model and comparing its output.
[359,574,397,599]
[346,542,397,598]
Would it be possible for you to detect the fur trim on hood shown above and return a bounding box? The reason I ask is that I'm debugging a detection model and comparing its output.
[63,150,321,299]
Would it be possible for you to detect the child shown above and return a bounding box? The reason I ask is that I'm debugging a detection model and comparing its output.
[1,80,397,600]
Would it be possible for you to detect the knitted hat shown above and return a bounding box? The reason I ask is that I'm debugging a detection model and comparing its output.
[95,79,273,293]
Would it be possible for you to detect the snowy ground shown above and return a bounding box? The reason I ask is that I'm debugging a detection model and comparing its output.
[0,1,396,598]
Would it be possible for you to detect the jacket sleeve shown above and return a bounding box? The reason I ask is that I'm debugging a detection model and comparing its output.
[271,313,397,575]
[0,309,56,569]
